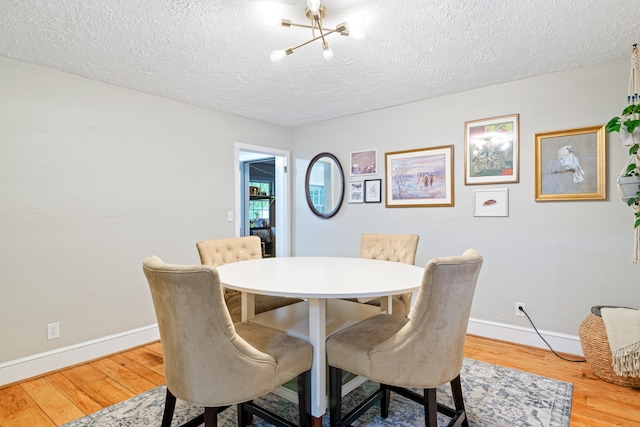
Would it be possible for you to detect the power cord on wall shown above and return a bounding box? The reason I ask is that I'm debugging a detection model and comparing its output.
[518,306,586,363]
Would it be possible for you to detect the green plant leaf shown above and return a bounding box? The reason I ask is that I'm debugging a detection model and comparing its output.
[630,144,640,155]
[624,119,640,133]
[606,117,621,133]
[628,197,638,206]
[635,215,640,229]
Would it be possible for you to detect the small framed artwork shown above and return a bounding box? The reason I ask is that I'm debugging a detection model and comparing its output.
[474,189,509,217]
[350,149,377,176]
[534,125,606,201]
[385,145,454,208]
[349,180,364,203]
[364,179,382,203]
[464,114,519,185]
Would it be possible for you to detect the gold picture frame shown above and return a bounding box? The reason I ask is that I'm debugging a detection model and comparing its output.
[534,125,606,201]
[385,145,454,207]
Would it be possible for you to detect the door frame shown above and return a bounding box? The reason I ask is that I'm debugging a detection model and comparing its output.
[234,142,291,257]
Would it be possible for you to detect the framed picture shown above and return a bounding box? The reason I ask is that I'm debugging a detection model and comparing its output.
[349,180,364,203]
[385,145,454,208]
[350,149,377,176]
[464,114,519,185]
[364,179,382,203]
[534,125,606,201]
[474,189,509,217]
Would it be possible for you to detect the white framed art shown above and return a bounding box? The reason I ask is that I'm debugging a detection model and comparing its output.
[350,149,377,176]
[473,189,509,217]
[349,181,364,203]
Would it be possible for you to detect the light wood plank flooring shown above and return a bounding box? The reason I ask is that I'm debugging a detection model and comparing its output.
[0,336,638,426]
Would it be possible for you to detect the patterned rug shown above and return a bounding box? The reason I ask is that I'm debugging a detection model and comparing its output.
[62,358,572,427]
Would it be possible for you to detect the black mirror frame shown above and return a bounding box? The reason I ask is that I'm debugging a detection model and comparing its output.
[305,152,345,219]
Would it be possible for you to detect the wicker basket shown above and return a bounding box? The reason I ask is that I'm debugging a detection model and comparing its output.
[578,309,640,388]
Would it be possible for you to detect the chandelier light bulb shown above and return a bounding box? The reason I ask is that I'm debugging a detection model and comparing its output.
[323,45,334,61]
[270,49,287,63]
[307,0,321,13]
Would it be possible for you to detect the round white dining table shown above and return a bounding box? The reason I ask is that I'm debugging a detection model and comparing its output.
[216,256,424,422]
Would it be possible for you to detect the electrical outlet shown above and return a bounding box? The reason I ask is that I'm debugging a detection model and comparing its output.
[47,322,60,340]
[515,302,526,317]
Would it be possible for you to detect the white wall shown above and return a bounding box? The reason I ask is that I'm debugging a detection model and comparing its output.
[291,59,640,342]
[0,57,291,369]
[3,54,639,385]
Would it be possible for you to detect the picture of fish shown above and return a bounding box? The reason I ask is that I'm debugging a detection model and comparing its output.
[483,199,497,206]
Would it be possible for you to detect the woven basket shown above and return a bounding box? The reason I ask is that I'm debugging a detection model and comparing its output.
[578,312,640,388]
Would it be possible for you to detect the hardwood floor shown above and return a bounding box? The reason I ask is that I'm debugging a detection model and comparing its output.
[0,335,638,426]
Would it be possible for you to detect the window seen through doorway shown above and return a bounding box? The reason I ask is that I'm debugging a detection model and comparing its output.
[249,181,272,225]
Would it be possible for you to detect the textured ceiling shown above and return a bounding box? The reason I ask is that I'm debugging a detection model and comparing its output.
[2,0,640,127]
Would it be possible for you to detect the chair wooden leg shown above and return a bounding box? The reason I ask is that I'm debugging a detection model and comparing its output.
[380,384,390,419]
[237,403,246,427]
[450,375,468,427]
[329,366,343,427]
[237,401,254,427]
[161,388,177,427]
[297,369,312,427]
[423,388,437,427]
[204,407,217,427]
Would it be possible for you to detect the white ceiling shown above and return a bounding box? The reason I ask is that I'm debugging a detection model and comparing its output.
[2,0,640,127]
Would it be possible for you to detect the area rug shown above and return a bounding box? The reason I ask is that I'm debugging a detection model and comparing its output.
[62,358,572,427]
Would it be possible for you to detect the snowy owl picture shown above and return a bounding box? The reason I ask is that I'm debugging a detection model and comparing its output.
[557,145,584,183]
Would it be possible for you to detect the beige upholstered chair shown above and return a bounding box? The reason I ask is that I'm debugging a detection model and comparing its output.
[326,249,483,427]
[143,256,313,427]
[196,236,302,322]
[358,233,419,316]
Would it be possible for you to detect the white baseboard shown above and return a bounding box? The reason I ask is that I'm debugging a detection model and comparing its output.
[0,318,583,387]
[0,324,160,387]
[468,317,584,357]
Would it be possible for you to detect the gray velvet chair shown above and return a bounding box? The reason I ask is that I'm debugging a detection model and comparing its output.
[326,249,483,427]
[196,236,302,322]
[143,256,313,427]
[357,233,420,316]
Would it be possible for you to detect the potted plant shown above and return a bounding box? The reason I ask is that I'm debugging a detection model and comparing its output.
[607,105,640,229]
[606,103,640,148]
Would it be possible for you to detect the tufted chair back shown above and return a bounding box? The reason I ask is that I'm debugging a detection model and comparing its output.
[196,236,262,301]
[358,233,419,316]
[197,235,262,266]
[360,233,419,264]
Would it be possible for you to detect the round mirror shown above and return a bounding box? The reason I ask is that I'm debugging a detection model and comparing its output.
[305,152,345,219]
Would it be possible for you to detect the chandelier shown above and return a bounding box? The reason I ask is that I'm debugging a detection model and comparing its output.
[269,0,364,63]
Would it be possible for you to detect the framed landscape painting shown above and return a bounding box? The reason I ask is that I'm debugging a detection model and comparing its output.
[385,145,454,207]
[464,114,519,185]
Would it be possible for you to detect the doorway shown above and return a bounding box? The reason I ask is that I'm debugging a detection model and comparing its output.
[234,143,290,257]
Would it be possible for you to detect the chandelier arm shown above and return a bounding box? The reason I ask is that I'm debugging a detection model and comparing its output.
[313,15,328,45]
[286,22,342,32]
[286,26,343,52]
